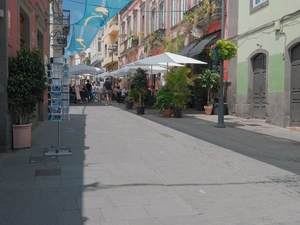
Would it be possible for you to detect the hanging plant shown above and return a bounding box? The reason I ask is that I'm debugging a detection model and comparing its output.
[209,39,238,60]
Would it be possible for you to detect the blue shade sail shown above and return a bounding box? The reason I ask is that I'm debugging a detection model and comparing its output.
[65,0,131,56]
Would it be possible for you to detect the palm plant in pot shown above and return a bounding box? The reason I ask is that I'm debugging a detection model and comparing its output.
[131,68,148,114]
[164,67,194,118]
[199,69,219,115]
[153,86,174,118]
[7,47,47,149]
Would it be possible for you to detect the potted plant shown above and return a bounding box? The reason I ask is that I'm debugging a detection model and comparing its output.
[209,39,238,60]
[131,68,148,114]
[7,47,47,149]
[164,67,193,118]
[153,86,174,118]
[199,69,219,115]
[124,96,134,109]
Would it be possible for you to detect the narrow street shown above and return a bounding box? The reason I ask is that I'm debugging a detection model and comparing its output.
[0,103,300,225]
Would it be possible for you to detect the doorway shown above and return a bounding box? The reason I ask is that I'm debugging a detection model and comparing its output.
[252,53,267,119]
[290,44,300,126]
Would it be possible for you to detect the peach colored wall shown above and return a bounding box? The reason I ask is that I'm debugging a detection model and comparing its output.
[119,0,198,64]
[8,0,18,56]
[8,0,50,59]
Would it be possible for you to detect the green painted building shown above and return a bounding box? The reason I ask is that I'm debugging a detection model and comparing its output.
[227,0,300,127]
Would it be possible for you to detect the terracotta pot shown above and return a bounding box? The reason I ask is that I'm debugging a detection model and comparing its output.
[162,109,172,118]
[12,123,32,149]
[204,105,213,115]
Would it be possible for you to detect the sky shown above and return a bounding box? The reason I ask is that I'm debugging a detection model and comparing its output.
[63,0,85,25]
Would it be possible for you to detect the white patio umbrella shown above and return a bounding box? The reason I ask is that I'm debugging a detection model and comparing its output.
[69,64,101,75]
[134,52,207,68]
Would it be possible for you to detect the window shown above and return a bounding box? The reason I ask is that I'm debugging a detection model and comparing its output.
[159,2,165,28]
[172,0,177,26]
[133,14,137,35]
[253,0,266,6]
[250,0,269,13]
[98,41,101,52]
[151,9,156,31]
[141,5,145,34]
[121,22,125,40]
[127,17,131,36]
[180,0,186,20]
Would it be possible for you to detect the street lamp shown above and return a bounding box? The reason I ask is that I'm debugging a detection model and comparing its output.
[216,0,226,128]
[108,43,117,71]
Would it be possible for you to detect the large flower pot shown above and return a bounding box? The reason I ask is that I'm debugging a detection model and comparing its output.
[136,106,145,115]
[162,109,172,118]
[173,108,182,118]
[125,101,134,109]
[12,123,32,149]
[204,105,213,115]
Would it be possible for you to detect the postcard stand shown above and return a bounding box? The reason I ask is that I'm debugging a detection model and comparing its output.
[45,57,72,156]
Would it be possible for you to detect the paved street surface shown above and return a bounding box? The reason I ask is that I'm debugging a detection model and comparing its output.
[1,101,300,225]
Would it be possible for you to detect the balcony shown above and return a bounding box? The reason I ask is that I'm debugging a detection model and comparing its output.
[102,53,118,69]
[107,20,119,35]
[119,35,140,56]
[184,0,222,27]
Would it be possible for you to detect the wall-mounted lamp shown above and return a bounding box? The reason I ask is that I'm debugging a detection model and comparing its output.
[51,31,67,46]
[0,9,4,18]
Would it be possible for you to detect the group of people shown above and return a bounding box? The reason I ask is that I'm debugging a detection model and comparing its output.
[69,78,128,106]
[69,80,94,104]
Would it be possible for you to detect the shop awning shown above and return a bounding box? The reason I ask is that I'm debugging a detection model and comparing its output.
[179,42,198,56]
[187,32,219,57]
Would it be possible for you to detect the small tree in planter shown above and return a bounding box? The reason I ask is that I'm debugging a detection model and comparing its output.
[209,39,238,60]
[153,86,174,117]
[7,47,47,148]
[199,69,219,115]
[164,67,194,118]
[132,68,148,114]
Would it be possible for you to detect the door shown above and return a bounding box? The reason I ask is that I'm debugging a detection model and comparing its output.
[291,60,300,126]
[290,44,300,126]
[253,54,266,119]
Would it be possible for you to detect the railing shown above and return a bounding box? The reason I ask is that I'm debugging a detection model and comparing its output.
[120,35,140,54]
[185,0,222,15]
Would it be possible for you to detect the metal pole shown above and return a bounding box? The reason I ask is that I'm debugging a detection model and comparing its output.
[216,0,226,128]
[111,51,113,71]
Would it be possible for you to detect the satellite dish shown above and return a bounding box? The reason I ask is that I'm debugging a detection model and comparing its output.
[191,28,203,38]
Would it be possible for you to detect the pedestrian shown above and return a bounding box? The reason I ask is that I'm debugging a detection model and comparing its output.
[103,78,113,105]
[86,80,93,102]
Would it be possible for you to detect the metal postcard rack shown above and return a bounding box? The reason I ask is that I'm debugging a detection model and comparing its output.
[45,57,72,156]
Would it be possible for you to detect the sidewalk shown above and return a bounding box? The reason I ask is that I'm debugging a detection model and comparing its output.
[0,102,300,225]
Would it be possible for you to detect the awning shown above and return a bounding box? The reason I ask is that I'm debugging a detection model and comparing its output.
[179,42,198,56]
[187,32,219,57]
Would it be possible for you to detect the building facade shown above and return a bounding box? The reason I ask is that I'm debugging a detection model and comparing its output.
[0,0,51,152]
[227,0,300,127]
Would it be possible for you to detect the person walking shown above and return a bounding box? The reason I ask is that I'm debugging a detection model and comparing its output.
[86,80,93,102]
[103,78,113,105]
